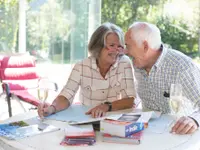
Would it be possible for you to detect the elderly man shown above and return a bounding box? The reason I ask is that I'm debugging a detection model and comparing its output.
[125,21,200,134]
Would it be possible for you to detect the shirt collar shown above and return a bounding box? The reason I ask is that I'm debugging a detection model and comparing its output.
[134,45,168,73]
[154,44,168,69]
[91,55,120,71]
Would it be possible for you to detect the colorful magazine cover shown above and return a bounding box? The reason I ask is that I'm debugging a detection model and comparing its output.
[0,118,60,140]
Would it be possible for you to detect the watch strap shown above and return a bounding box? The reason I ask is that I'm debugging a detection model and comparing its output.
[104,102,112,111]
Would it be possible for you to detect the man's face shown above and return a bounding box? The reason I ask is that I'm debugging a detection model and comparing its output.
[125,31,147,69]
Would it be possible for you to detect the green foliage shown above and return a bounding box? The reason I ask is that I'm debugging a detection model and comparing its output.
[26,0,71,63]
[156,16,198,55]
[0,0,199,60]
[101,0,199,56]
[0,0,18,51]
[102,0,152,31]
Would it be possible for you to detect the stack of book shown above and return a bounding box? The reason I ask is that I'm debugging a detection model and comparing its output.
[60,124,96,146]
[100,112,152,144]
[102,131,143,145]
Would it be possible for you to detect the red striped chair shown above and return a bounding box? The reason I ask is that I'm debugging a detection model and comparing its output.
[0,54,57,117]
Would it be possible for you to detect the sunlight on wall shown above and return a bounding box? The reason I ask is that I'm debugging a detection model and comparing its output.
[163,0,196,21]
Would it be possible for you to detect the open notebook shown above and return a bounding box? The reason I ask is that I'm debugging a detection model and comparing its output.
[0,117,60,140]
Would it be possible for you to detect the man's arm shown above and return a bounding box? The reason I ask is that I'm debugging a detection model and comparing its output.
[171,66,200,134]
[180,67,200,126]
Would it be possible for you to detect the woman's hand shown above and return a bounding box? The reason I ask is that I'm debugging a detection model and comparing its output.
[37,103,55,118]
[85,104,109,118]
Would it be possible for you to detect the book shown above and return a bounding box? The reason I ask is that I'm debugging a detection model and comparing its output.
[100,119,144,137]
[60,137,96,146]
[0,117,60,140]
[65,124,95,138]
[60,124,96,146]
[102,131,143,145]
[100,113,146,137]
[100,111,155,137]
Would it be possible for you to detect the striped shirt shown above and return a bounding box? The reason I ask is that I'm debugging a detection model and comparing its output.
[59,55,136,106]
[134,46,200,125]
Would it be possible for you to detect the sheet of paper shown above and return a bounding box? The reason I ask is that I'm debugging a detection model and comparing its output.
[136,112,153,123]
[46,105,124,124]
[147,114,174,134]
[47,105,92,123]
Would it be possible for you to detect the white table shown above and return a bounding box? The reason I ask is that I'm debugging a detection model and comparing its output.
[0,111,200,150]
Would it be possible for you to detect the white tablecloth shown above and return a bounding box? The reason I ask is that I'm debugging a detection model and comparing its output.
[0,111,200,150]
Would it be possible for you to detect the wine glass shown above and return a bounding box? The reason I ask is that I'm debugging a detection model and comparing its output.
[38,79,49,121]
[169,84,183,132]
[169,84,183,117]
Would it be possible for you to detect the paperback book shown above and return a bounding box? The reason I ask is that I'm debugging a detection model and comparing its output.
[100,113,148,137]
[60,124,96,146]
[102,131,143,145]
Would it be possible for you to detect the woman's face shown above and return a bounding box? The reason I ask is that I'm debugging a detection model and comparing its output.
[99,33,123,65]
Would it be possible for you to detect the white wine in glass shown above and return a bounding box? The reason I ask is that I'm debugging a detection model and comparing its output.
[37,79,49,121]
[170,97,182,114]
[170,84,183,116]
[37,89,48,103]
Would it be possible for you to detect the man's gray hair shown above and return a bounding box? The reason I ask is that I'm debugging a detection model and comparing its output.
[88,22,124,58]
[129,22,162,50]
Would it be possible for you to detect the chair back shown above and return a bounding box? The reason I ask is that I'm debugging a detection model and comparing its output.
[0,55,39,90]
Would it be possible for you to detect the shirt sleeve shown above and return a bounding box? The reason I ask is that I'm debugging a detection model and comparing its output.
[120,57,136,99]
[58,63,81,105]
[179,65,200,126]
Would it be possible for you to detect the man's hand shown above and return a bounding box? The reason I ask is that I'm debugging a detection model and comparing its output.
[85,104,109,118]
[171,116,198,134]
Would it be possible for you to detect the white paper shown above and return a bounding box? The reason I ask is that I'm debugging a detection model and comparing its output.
[46,105,124,125]
[147,115,174,134]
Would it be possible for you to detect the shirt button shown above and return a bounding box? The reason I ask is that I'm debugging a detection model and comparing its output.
[102,91,104,93]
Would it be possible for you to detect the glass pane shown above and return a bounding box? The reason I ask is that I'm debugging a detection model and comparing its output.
[26,0,101,64]
[0,1,18,52]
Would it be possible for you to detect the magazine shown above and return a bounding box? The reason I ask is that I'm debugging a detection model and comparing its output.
[0,117,60,140]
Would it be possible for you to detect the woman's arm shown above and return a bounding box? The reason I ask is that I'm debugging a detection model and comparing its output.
[50,95,70,113]
[111,97,134,111]
[38,63,81,117]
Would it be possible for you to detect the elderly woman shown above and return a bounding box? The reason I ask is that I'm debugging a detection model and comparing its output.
[38,22,136,118]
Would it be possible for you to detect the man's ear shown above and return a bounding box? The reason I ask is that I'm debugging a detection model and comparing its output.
[143,41,148,53]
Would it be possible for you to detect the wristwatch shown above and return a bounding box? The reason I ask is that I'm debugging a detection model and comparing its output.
[104,101,112,112]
